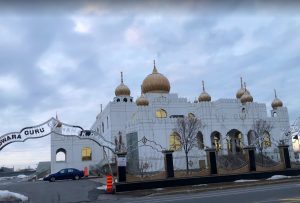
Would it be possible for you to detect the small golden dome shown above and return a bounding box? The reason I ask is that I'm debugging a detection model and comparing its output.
[240,83,253,104]
[236,77,249,99]
[115,72,131,96]
[272,89,283,109]
[136,86,149,106]
[198,81,211,102]
[142,60,170,94]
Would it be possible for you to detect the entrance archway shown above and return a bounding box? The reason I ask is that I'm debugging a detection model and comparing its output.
[210,131,222,152]
[226,129,243,154]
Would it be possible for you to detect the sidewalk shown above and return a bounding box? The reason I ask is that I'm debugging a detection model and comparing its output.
[114,175,300,197]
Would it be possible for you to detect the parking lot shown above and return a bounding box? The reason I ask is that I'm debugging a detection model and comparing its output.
[0,178,103,203]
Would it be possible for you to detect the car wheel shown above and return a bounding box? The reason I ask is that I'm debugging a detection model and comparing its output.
[74,175,80,180]
[50,177,55,182]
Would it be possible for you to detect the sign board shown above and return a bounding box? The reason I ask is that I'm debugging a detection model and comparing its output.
[117,157,127,167]
[0,117,116,152]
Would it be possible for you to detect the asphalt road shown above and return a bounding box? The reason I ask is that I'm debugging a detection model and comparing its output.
[0,178,103,203]
[117,182,300,203]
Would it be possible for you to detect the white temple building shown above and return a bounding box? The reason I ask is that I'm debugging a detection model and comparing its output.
[51,62,291,173]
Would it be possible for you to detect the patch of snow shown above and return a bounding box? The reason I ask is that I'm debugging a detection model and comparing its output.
[97,185,107,190]
[267,175,291,180]
[0,176,15,181]
[0,190,28,202]
[234,179,259,183]
[192,184,208,187]
[17,174,28,179]
[153,188,164,191]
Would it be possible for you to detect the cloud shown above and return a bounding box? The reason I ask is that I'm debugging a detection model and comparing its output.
[1,1,300,168]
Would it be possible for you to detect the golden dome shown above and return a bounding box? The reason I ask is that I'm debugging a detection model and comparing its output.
[136,86,149,106]
[236,77,249,99]
[240,83,253,104]
[272,89,283,109]
[115,72,131,96]
[142,61,170,94]
[198,81,211,102]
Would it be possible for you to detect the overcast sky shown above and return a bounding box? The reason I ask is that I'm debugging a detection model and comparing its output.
[1,0,300,169]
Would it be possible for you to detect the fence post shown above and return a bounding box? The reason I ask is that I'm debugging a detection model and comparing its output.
[116,152,127,182]
[243,146,256,172]
[205,148,218,175]
[278,144,291,169]
[162,150,174,178]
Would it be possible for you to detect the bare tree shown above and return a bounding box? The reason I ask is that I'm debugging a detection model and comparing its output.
[174,117,203,174]
[252,119,273,158]
[114,131,125,153]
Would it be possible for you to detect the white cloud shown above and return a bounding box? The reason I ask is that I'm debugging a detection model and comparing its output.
[0,75,23,97]
[73,17,91,33]
[124,27,143,46]
[37,52,78,76]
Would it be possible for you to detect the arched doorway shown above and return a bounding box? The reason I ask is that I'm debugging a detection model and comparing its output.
[210,131,221,152]
[226,129,243,154]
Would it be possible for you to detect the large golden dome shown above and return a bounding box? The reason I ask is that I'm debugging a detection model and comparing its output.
[142,61,170,94]
[198,81,211,102]
[115,72,131,96]
[272,89,283,109]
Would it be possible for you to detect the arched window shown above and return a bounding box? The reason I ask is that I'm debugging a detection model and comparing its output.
[197,131,205,150]
[156,109,167,118]
[169,132,182,151]
[116,98,120,102]
[123,98,128,102]
[106,116,109,129]
[56,148,66,162]
[273,112,277,117]
[188,113,195,118]
[102,122,104,133]
[263,131,271,148]
[82,147,92,161]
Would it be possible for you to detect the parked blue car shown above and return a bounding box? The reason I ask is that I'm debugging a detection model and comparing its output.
[43,168,84,182]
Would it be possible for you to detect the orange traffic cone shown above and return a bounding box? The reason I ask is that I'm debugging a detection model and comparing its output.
[106,175,113,193]
[84,167,89,177]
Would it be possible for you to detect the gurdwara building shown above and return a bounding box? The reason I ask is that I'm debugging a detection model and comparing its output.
[51,62,290,173]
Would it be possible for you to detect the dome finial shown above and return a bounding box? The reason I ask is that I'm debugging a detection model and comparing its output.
[244,82,247,91]
[240,77,243,88]
[202,80,205,91]
[121,71,124,83]
[152,60,158,73]
[274,89,277,98]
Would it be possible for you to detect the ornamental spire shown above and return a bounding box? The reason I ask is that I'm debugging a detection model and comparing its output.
[240,77,243,88]
[274,89,277,98]
[121,71,123,83]
[152,60,158,73]
[202,80,205,92]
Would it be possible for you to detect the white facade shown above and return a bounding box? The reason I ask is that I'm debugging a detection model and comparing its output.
[51,65,291,173]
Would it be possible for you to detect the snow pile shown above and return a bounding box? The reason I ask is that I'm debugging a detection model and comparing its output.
[267,175,291,180]
[192,184,208,187]
[0,190,28,202]
[0,176,15,181]
[97,185,107,190]
[234,179,258,183]
[17,174,28,179]
[153,188,164,191]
